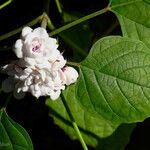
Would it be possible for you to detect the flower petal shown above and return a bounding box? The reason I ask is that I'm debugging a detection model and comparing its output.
[14,39,23,58]
[33,27,49,38]
[22,26,32,38]
[50,90,61,100]
[63,66,79,85]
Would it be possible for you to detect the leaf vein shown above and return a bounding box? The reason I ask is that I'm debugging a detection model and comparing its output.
[93,71,122,119]
[82,65,150,89]
[115,79,141,113]
[141,87,150,103]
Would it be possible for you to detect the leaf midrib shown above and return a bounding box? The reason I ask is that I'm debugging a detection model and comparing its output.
[111,0,142,9]
[81,65,150,89]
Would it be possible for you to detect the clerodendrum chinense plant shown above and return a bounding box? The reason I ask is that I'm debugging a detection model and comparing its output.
[1,0,150,149]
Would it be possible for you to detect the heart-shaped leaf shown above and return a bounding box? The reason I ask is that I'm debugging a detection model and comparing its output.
[0,109,33,150]
[76,36,150,124]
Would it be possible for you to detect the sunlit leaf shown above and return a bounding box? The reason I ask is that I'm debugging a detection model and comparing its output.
[76,36,150,124]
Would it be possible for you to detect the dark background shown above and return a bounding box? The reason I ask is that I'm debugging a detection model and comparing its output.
[0,0,150,150]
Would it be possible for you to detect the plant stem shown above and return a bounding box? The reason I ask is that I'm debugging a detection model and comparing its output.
[59,33,88,57]
[0,0,13,10]
[66,61,80,67]
[41,0,51,28]
[60,93,88,150]
[55,0,62,14]
[43,0,50,14]
[110,0,140,9]
[47,15,55,30]
[41,13,48,29]
[47,7,108,57]
[0,15,43,41]
[47,17,87,57]
[49,7,108,36]
[2,94,12,109]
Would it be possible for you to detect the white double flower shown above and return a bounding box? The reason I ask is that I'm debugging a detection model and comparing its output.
[2,27,79,100]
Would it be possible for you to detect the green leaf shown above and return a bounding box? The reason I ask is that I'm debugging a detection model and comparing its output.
[46,85,135,149]
[116,14,150,49]
[0,109,33,150]
[110,0,150,49]
[110,0,150,28]
[76,36,150,124]
[46,85,118,146]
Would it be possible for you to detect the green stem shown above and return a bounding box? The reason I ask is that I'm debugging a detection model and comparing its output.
[108,0,112,6]
[61,93,88,150]
[47,17,87,57]
[47,7,108,57]
[66,61,80,67]
[111,0,140,9]
[41,13,48,29]
[55,0,62,14]
[0,15,43,41]
[41,0,51,28]
[2,94,12,109]
[47,15,55,30]
[49,7,108,36]
[44,0,50,14]
[0,0,13,10]
[59,33,87,57]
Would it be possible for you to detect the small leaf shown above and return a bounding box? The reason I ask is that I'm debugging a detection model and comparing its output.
[0,109,33,150]
[117,14,150,49]
[76,36,150,124]
[110,0,150,29]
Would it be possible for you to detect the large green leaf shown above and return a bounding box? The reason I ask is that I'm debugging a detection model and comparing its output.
[110,0,150,28]
[0,109,33,150]
[46,85,119,147]
[76,36,150,124]
[46,85,135,149]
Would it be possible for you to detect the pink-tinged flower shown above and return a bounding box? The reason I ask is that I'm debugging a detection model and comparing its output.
[14,27,59,60]
[2,26,79,100]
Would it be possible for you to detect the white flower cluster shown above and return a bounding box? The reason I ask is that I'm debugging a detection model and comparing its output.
[2,27,79,100]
